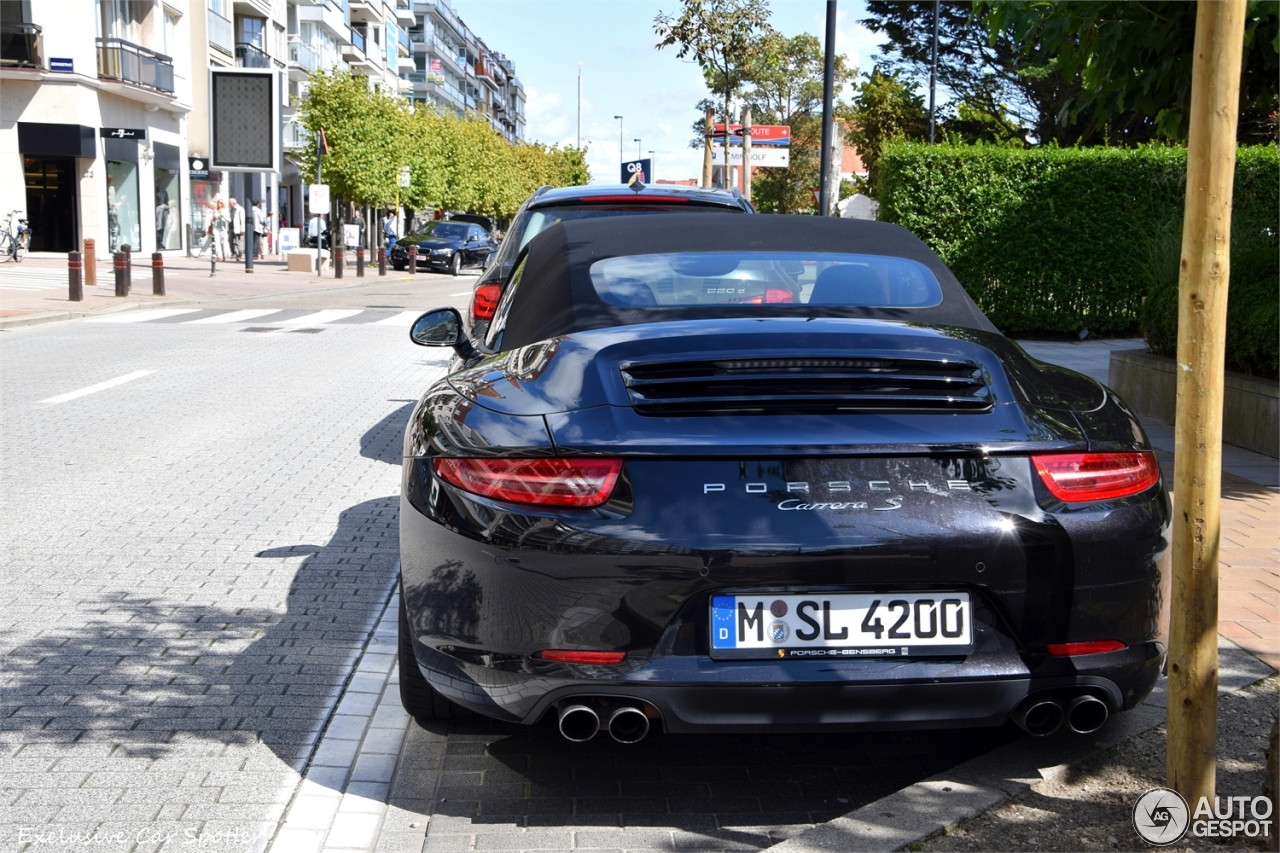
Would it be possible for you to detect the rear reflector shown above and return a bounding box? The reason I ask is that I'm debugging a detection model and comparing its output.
[1031,451,1160,502]
[540,649,627,664]
[433,457,623,507]
[1047,640,1126,656]
[471,283,502,321]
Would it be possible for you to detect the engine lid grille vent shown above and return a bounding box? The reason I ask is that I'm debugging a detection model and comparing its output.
[619,355,991,416]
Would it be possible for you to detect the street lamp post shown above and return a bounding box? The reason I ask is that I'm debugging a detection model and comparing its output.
[634,139,642,159]
[577,61,583,149]
[648,150,655,181]
[613,116,623,172]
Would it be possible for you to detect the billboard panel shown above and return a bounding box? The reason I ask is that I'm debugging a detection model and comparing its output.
[210,68,279,172]
[621,158,651,184]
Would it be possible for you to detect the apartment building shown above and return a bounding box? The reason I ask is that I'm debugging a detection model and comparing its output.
[404,0,525,144]
[1,0,524,257]
[1,0,195,255]
[0,0,411,256]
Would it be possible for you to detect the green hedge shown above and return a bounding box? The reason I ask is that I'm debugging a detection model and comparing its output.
[876,144,1279,350]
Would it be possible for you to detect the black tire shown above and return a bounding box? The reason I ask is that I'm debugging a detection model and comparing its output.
[398,592,473,720]
[450,252,462,276]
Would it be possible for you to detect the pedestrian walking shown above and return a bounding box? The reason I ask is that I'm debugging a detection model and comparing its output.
[212,197,231,261]
[196,201,217,258]
[351,210,365,250]
[228,197,245,260]
[382,210,397,254]
[252,200,267,260]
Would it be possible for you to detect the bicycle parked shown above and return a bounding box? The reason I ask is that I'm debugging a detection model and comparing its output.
[0,210,31,263]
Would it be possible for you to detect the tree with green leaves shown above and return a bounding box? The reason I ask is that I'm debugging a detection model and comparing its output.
[296,70,411,206]
[740,33,856,213]
[845,69,929,191]
[985,1,1279,143]
[655,0,776,173]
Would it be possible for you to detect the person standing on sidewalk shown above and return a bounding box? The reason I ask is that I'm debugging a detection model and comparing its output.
[252,200,267,260]
[228,198,245,260]
[382,210,397,255]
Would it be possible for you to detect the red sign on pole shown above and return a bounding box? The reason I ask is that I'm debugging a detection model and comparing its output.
[713,124,791,144]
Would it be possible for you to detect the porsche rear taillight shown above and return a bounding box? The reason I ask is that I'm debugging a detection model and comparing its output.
[1031,451,1160,502]
[1047,640,1126,656]
[433,458,623,507]
[471,283,503,321]
[540,650,626,664]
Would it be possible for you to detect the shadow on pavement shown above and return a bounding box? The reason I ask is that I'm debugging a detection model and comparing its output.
[360,402,415,466]
[0,496,399,781]
[408,714,1018,839]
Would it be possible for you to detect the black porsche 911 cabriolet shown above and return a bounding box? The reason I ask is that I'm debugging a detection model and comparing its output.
[398,214,1169,744]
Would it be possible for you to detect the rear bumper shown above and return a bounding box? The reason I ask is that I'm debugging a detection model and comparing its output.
[407,623,1165,733]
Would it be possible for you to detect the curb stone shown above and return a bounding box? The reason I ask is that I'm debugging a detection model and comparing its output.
[766,636,1275,852]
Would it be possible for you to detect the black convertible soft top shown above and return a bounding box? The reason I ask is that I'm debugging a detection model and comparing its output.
[497,214,997,350]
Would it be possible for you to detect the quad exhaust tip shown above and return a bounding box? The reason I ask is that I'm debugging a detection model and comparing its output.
[557,699,657,743]
[557,704,600,742]
[1015,698,1065,737]
[606,705,650,744]
[1012,692,1111,737]
[1067,694,1109,734]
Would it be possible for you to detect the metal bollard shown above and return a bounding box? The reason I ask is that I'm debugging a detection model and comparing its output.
[68,251,83,302]
[84,238,96,286]
[356,246,364,277]
[378,246,387,276]
[407,246,417,275]
[123,245,132,293]
[114,252,127,296]
[334,245,344,279]
[245,235,254,273]
[152,252,165,296]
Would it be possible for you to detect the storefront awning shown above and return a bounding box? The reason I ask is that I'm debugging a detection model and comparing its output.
[17,123,96,158]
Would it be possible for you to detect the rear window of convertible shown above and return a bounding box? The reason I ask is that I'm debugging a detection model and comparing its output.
[588,252,943,309]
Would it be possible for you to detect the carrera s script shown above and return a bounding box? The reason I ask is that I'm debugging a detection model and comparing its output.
[398,214,1170,744]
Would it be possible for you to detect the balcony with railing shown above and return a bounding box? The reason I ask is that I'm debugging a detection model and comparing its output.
[97,38,174,94]
[397,24,411,54]
[1,22,43,68]
[284,120,309,150]
[288,36,316,73]
[235,42,271,68]
[347,25,365,54]
[206,8,233,55]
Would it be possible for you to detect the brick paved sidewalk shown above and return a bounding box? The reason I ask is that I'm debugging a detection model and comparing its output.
[0,254,438,318]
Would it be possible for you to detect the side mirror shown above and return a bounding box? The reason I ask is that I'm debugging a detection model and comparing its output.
[410,307,480,359]
[411,308,462,346]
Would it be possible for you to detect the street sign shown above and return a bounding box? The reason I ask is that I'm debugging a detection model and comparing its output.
[711,148,790,168]
[49,57,73,73]
[621,158,651,184]
[713,124,791,145]
[278,228,300,253]
[308,184,330,211]
[398,167,411,188]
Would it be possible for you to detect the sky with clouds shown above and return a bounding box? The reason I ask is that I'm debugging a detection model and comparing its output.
[450,0,889,184]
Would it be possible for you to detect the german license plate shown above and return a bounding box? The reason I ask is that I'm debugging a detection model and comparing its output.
[710,592,973,660]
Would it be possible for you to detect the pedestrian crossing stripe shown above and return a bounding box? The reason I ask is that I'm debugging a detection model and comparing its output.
[86,308,426,326]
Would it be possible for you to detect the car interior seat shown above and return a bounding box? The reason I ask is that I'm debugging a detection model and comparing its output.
[808,264,888,305]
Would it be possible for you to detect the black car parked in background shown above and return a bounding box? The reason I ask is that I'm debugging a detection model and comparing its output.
[391,221,496,276]
[467,183,755,337]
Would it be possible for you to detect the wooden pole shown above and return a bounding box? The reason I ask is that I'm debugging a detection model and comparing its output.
[1166,0,1247,808]
[702,106,714,189]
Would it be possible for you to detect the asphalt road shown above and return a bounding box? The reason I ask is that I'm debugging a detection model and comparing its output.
[0,307,1015,853]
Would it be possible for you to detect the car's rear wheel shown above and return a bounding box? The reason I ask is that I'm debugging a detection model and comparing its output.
[450,253,462,276]
[398,592,473,721]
